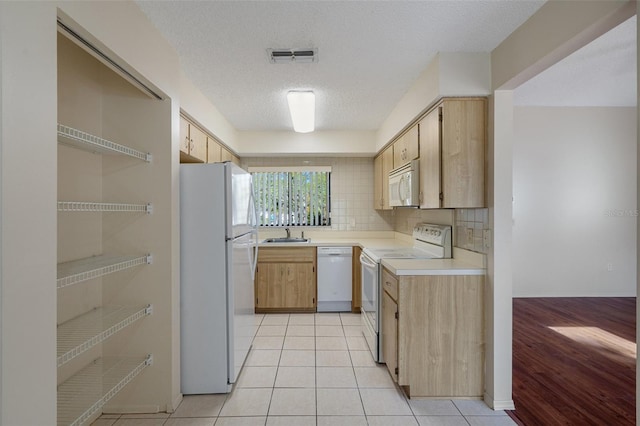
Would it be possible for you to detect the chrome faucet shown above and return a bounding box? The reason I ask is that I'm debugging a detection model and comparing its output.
[285,227,291,239]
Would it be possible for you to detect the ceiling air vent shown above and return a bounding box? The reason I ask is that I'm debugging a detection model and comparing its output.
[268,48,317,64]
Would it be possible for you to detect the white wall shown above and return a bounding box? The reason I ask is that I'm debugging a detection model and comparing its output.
[180,74,239,152]
[489,0,636,411]
[375,53,491,151]
[0,2,58,424]
[513,106,637,297]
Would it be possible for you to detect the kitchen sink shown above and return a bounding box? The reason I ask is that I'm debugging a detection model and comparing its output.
[262,237,310,243]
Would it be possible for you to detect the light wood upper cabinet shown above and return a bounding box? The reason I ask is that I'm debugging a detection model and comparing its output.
[418,107,442,208]
[381,147,394,210]
[393,124,419,169]
[221,146,241,166]
[180,116,190,155]
[180,115,241,165]
[255,247,316,312]
[383,268,484,398]
[373,154,384,210]
[207,137,222,163]
[418,98,486,209]
[189,125,207,162]
[374,146,394,210]
[179,116,207,163]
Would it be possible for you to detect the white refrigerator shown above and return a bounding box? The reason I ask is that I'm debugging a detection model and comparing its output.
[180,162,258,394]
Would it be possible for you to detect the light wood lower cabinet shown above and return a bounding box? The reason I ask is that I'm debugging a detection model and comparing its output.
[382,289,398,383]
[351,246,362,313]
[381,268,484,398]
[255,247,316,312]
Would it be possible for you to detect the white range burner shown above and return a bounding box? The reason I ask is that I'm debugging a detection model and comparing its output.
[363,223,452,262]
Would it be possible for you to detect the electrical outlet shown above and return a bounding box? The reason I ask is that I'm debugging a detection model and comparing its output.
[483,229,492,248]
[607,262,613,272]
[466,228,473,242]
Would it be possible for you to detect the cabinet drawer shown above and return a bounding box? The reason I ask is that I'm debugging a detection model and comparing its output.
[258,247,315,263]
[382,268,398,301]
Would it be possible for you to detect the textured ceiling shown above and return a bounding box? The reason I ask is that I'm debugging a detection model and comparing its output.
[515,15,637,107]
[136,0,545,131]
[136,2,637,129]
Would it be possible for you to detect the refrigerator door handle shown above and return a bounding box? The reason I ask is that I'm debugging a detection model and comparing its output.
[249,231,258,281]
[247,181,258,228]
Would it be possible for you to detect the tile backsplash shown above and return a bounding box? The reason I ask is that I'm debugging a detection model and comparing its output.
[455,208,490,254]
[241,157,393,231]
[393,208,455,235]
[241,157,490,253]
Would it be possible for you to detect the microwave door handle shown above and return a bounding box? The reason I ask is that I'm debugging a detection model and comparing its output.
[398,175,407,204]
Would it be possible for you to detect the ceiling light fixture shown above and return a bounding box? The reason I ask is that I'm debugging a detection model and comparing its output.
[287,91,315,133]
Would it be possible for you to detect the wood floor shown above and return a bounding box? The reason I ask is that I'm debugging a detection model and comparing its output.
[508,297,636,426]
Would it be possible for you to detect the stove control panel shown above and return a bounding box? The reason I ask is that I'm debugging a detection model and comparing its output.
[412,223,452,247]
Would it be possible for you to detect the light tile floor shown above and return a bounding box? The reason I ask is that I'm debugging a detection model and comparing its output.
[94,313,516,426]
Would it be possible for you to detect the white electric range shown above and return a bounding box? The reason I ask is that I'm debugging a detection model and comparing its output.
[360,223,452,362]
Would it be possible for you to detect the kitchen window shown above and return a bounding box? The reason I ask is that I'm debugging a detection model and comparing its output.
[250,166,331,227]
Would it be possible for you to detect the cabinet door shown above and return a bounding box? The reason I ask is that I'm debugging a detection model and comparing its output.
[207,137,222,163]
[392,136,406,168]
[221,147,233,163]
[255,263,285,309]
[405,125,419,163]
[189,124,208,162]
[284,263,316,309]
[398,275,484,397]
[418,107,442,209]
[351,246,362,312]
[381,147,394,210]
[441,99,485,208]
[373,154,383,210]
[382,290,398,382]
[180,116,191,154]
[393,125,419,168]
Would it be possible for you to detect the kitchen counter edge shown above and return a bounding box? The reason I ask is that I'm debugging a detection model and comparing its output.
[381,258,485,276]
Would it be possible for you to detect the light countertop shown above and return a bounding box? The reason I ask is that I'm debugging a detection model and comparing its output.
[381,258,484,276]
[257,231,486,276]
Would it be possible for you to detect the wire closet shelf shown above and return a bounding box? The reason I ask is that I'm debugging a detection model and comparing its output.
[57,355,153,426]
[58,202,152,214]
[57,124,152,162]
[57,305,152,367]
[57,254,152,289]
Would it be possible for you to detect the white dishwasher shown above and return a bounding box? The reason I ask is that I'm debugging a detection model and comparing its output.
[317,246,353,312]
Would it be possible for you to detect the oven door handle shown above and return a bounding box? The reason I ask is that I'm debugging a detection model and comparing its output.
[360,253,377,269]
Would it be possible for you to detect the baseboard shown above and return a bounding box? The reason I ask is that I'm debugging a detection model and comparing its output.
[169,393,183,413]
[102,404,161,414]
[484,393,515,410]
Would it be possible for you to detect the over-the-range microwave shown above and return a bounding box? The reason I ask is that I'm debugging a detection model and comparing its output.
[388,159,420,207]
